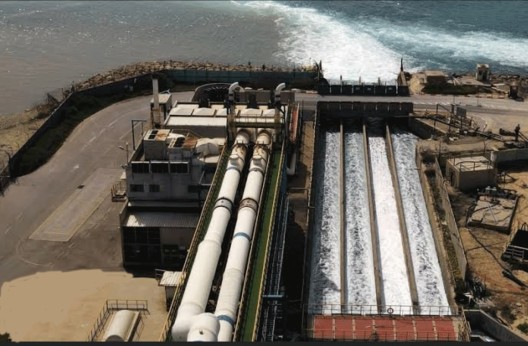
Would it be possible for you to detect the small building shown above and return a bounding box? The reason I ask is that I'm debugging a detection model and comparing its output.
[157,270,182,309]
[475,64,490,82]
[446,156,496,191]
[424,70,447,86]
[150,93,173,125]
[120,128,224,269]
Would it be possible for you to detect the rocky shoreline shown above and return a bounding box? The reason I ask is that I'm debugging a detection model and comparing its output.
[74,60,317,92]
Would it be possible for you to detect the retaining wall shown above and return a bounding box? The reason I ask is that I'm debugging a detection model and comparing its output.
[433,157,468,279]
[415,152,457,306]
[165,69,315,88]
[5,68,316,180]
[408,117,445,139]
[492,148,528,164]
[465,309,528,342]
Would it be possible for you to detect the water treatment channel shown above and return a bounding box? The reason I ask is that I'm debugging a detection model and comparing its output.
[308,122,449,316]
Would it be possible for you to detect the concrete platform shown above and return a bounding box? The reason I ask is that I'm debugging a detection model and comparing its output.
[467,195,518,232]
[30,168,121,242]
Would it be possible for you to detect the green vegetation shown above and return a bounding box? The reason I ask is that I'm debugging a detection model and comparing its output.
[517,322,528,334]
[422,84,491,95]
[240,150,282,341]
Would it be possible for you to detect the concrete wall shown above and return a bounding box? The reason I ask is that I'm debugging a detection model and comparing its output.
[165,69,316,89]
[317,84,407,96]
[445,161,496,191]
[6,68,313,180]
[492,148,528,164]
[465,309,528,342]
[434,158,468,279]
[408,117,445,139]
[415,151,456,306]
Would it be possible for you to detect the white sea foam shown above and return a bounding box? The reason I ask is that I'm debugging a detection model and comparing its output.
[241,1,528,80]
[359,20,528,69]
[239,1,401,83]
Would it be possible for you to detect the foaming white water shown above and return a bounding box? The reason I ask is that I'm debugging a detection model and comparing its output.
[392,132,449,312]
[360,20,528,69]
[240,1,400,83]
[344,131,376,311]
[308,130,341,314]
[368,136,412,311]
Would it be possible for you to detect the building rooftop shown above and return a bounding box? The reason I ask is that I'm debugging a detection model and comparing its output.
[448,156,493,172]
[166,116,227,128]
[160,271,182,287]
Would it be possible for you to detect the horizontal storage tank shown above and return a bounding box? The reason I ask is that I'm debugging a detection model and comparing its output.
[102,310,139,342]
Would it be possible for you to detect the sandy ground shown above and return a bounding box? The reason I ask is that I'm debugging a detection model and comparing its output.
[452,169,528,335]
[0,269,166,341]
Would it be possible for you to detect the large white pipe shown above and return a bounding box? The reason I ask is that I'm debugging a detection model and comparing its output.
[190,131,272,342]
[275,82,286,108]
[187,313,220,342]
[228,82,239,103]
[171,130,250,341]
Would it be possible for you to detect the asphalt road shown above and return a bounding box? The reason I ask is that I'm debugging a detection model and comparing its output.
[0,92,192,286]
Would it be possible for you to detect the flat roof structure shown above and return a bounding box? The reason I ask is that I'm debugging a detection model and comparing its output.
[446,155,496,191]
[448,156,492,172]
[467,194,518,232]
[160,271,182,287]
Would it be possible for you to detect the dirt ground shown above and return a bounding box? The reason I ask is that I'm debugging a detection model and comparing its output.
[0,270,167,341]
[451,168,528,335]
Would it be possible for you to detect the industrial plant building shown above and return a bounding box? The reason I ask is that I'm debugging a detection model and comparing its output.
[107,77,528,343]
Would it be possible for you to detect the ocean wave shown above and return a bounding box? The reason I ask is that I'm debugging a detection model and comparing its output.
[239,1,528,81]
[359,20,528,70]
[238,1,401,83]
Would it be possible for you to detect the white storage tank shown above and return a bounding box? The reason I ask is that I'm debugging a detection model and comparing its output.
[102,310,139,342]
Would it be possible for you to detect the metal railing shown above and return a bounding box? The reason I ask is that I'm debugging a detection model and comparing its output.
[306,329,461,341]
[158,144,230,341]
[87,299,148,341]
[235,142,286,341]
[305,304,455,316]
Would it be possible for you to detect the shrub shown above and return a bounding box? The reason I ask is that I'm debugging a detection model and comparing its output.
[518,323,528,334]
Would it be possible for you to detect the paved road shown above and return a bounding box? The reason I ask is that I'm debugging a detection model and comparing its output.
[0,92,193,286]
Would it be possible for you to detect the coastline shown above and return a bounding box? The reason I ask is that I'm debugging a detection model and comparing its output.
[1,59,525,172]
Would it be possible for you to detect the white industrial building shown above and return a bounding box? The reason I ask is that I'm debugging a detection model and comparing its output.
[120,124,225,269]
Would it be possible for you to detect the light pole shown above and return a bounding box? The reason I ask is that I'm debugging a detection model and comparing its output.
[118,142,129,166]
[131,119,147,150]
